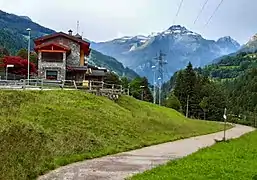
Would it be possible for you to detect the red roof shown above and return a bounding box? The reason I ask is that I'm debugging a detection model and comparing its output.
[34,42,71,52]
[34,32,91,56]
[34,32,90,46]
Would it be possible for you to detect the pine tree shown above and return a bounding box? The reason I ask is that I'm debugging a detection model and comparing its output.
[129,77,153,102]
[174,62,197,117]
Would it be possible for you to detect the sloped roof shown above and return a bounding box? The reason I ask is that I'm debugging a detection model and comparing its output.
[34,42,71,52]
[34,32,91,56]
[34,32,90,46]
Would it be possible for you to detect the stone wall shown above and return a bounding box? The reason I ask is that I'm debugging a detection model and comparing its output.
[42,37,81,66]
[36,36,86,80]
[38,52,66,80]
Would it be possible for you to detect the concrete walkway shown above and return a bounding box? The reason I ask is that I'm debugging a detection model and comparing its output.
[38,124,255,180]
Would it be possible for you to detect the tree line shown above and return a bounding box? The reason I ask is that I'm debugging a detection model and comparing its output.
[163,54,257,126]
[104,72,153,103]
[105,62,227,123]
[163,62,226,121]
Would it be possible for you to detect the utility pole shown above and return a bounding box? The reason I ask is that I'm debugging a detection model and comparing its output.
[254,115,257,128]
[186,95,189,118]
[140,86,145,101]
[154,50,167,106]
[151,65,156,104]
[158,77,161,106]
[223,108,227,141]
[27,28,31,83]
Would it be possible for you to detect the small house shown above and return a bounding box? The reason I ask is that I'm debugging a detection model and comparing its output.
[34,30,107,82]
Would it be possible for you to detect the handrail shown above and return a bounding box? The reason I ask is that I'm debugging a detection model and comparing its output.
[0,79,128,95]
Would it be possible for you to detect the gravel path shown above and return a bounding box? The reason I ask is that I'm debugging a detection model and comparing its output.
[38,124,255,180]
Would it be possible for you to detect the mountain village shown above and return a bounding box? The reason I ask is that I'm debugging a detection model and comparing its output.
[1,2,257,179]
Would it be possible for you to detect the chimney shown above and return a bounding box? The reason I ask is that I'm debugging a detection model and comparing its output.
[68,29,73,36]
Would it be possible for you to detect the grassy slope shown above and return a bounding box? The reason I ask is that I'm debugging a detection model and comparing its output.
[0,90,226,180]
[131,131,257,180]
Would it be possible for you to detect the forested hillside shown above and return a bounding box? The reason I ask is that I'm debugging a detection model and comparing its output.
[89,49,139,79]
[224,68,257,125]
[0,29,27,55]
[162,51,257,126]
[199,52,257,80]
[163,63,226,121]
[0,10,54,38]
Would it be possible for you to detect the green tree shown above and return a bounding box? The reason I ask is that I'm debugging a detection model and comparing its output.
[129,77,153,102]
[16,48,27,59]
[0,47,9,58]
[174,62,197,117]
[199,97,208,120]
[16,48,38,65]
[172,62,226,120]
[164,93,181,111]
[121,77,130,89]
[104,72,121,85]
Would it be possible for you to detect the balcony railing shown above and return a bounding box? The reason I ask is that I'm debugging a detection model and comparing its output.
[41,59,63,63]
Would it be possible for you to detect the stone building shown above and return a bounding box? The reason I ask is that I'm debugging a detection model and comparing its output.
[34,30,107,81]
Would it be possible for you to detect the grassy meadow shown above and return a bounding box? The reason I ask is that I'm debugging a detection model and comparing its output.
[131,131,257,180]
[0,90,227,179]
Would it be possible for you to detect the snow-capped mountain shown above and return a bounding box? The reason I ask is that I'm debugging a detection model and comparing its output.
[91,25,240,81]
[239,34,257,53]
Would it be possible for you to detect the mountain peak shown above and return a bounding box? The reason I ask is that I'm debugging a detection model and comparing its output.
[217,36,240,48]
[163,25,199,36]
[19,16,32,21]
[249,34,257,42]
[168,25,188,31]
[217,36,234,42]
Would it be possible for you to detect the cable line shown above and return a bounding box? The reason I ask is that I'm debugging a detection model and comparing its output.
[173,0,184,24]
[205,0,225,27]
[194,0,210,25]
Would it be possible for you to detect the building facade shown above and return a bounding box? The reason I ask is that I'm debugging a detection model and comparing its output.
[34,31,107,81]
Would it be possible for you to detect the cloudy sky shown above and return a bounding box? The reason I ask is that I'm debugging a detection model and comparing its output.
[0,0,256,44]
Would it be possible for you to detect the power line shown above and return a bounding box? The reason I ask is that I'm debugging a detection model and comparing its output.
[194,0,210,25]
[154,50,167,106]
[205,0,225,27]
[173,0,184,24]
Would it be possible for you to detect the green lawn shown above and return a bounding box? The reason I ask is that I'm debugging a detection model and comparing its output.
[0,90,226,180]
[131,131,257,180]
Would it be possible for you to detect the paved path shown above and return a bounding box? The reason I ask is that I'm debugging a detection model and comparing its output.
[38,124,255,180]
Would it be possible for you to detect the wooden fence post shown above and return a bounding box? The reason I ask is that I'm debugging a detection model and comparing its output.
[101,81,104,90]
[22,79,26,90]
[41,79,43,90]
[73,80,77,89]
[120,85,123,94]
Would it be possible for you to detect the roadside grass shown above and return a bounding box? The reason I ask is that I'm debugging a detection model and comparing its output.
[131,130,257,180]
[0,90,227,180]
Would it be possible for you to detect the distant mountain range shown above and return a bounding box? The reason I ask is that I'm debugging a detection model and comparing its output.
[239,34,257,53]
[91,25,240,81]
[196,33,257,81]
[211,33,257,64]
[0,10,138,79]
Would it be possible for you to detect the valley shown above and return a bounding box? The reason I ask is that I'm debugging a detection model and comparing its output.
[1,4,257,180]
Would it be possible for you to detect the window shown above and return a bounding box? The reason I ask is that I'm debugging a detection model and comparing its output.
[46,70,58,80]
[42,52,63,62]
